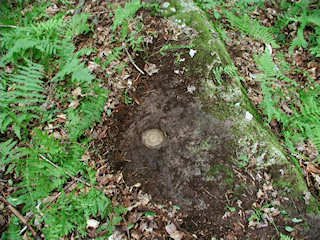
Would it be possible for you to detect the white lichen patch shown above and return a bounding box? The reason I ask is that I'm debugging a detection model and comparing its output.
[142,129,166,149]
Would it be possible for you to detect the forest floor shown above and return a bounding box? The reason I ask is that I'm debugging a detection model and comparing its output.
[1,1,320,239]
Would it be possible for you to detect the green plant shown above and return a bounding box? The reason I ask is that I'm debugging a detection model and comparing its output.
[249,204,272,224]
[236,154,249,168]
[284,85,320,160]
[121,90,133,105]
[0,62,46,139]
[66,86,110,141]
[111,0,142,32]
[212,65,238,85]
[1,2,120,238]
[277,1,320,56]
[225,11,279,48]
[1,130,123,239]
[280,234,294,240]
[255,49,320,163]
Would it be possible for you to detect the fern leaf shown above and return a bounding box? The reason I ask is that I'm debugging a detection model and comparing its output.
[67,13,91,37]
[0,139,17,164]
[66,87,110,141]
[52,57,95,84]
[225,12,279,48]
[112,0,142,31]
[289,26,308,54]
[0,62,46,138]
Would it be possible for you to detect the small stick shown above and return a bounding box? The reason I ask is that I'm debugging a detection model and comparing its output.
[0,24,18,28]
[39,154,102,191]
[0,196,37,237]
[124,48,145,75]
[203,188,214,198]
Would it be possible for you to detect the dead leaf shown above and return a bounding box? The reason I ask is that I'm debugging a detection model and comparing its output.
[282,105,293,114]
[165,223,177,235]
[257,189,264,199]
[88,61,100,72]
[307,163,320,174]
[144,63,159,76]
[72,87,82,98]
[187,85,196,93]
[108,230,126,240]
[57,113,67,123]
[79,153,90,162]
[131,229,142,240]
[46,4,60,15]
[40,101,55,110]
[87,219,100,229]
[170,231,185,240]
[68,100,80,109]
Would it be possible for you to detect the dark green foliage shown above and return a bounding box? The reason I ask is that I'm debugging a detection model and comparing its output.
[42,189,113,239]
[1,216,22,240]
[52,57,95,84]
[212,65,238,85]
[11,130,84,212]
[0,62,46,139]
[112,0,142,31]
[285,86,320,154]
[1,3,120,239]
[275,0,320,56]
[2,130,119,239]
[1,17,72,66]
[66,86,111,141]
[256,51,320,163]
[225,11,279,48]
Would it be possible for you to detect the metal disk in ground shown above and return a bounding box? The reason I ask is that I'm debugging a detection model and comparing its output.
[141,129,166,149]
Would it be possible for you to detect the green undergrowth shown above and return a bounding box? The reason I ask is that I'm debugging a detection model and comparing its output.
[0,0,150,239]
[195,0,320,167]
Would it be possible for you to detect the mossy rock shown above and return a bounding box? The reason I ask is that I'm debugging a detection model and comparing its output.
[165,0,319,210]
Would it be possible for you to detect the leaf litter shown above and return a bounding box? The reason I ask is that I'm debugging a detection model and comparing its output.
[1,0,319,239]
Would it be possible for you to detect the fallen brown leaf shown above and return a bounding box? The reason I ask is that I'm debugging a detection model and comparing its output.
[144,63,159,76]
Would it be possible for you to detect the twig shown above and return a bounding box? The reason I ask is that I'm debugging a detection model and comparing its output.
[124,48,145,75]
[39,154,102,191]
[203,188,214,198]
[0,196,37,237]
[42,181,77,210]
[0,24,18,28]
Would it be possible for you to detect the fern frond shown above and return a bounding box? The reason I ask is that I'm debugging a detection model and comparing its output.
[259,83,287,122]
[1,17,73,65]
[66,86,110,141]
[112,0,142,31]
[52,57,95,84]
[255,50,298,86]
[66,13,91,37]
[225,12,279,48]
[306,10,320,27]
[2,216,22,240]
[0,62,46,138]
[289,27,308,54]
[212,65,238,85]
[280,233,294,240]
